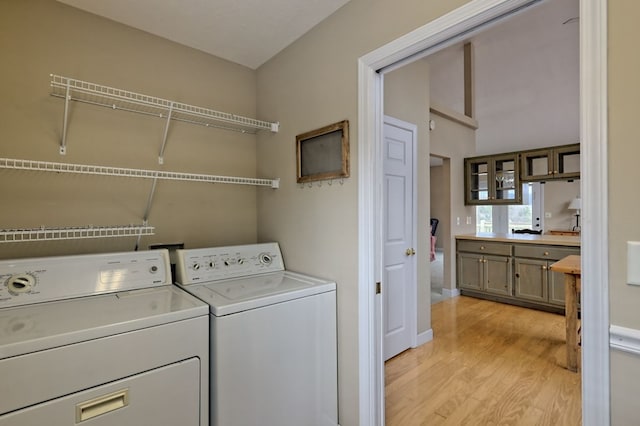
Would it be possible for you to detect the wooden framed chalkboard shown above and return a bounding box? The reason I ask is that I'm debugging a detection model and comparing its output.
[296,120,350,183]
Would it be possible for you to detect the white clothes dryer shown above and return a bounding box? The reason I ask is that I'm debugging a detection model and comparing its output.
[175,242,339,426]
[0,249,209,426]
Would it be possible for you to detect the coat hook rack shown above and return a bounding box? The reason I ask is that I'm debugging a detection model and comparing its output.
[297,176,348,188]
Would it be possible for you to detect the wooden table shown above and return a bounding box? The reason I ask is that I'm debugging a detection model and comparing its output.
[548,230,581,236]
[550,255,581,372]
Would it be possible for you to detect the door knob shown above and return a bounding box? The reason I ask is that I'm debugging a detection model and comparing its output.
[405,248,416,256]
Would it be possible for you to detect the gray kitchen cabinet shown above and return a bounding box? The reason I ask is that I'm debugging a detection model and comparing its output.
[513,244,580,307]
[464,153,521,205]
[520,143,580,182]
[548,268,568,306]
[458,252,484,291]
[464,144,580,206]
[484,254,513,296]
[456,237,580,313]
[457,241,512,296]
[514,258,548,302]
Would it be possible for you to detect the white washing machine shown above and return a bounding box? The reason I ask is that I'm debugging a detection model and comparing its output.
[0,249,209,426]
[175,242,339,426]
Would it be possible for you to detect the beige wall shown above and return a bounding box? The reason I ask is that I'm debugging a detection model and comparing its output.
[609,0,640,423]
[256,1,468,423]
[542,180,580,231]
[383,59,432,336]
[611,350,640,425]
[0,0,260,259]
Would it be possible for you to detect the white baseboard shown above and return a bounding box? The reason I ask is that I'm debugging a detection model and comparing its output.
[415,329,433,347]
[442,288,460,298]
[610,325,640,355]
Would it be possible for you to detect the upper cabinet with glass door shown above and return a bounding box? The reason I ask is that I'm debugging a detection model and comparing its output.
[465,153,521,205]
[520,143,580,181]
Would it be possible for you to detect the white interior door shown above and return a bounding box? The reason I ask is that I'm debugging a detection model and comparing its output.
[382,116,416,361]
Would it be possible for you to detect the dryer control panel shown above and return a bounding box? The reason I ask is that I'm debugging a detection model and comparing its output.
[175,243,285,285]
[0,250,171,308]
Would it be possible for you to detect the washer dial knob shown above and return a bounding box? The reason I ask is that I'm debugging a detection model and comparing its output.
[259,253,273,265]
[6,274,36,296]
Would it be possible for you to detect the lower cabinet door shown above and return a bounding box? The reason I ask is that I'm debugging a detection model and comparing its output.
[0,358,200,426]
[514,258,548,302]
[484,255,512,296]
[457,252,484,290]
[548,267,567,306]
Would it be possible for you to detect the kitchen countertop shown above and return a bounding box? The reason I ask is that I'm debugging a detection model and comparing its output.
[456,232,580,247]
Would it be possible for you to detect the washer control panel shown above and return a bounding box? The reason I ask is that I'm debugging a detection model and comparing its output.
[175,243,285,285]
[0,250,171,308]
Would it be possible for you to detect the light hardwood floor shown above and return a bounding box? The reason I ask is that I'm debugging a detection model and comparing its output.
[385,296,581,425]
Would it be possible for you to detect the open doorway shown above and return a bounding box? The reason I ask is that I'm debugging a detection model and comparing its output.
[369,0,609,424]
[429,155,451,304]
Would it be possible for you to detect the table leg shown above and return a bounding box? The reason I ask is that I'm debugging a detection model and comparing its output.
[565,273,578,372]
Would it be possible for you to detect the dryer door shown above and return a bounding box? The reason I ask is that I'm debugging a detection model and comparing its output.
[0,358,201,426]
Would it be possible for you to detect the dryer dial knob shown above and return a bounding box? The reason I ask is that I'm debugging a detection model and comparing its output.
[6,274,35,296]
[259,253,273,265]
[192,263,200,270]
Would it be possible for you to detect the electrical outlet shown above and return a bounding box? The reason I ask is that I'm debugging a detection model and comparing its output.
[456,217,460,225]
[466,216,472,225]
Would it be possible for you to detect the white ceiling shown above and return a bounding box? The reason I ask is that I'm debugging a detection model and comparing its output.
[57,0,351,69]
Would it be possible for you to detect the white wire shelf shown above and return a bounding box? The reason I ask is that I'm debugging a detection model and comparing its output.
[50,74,279,134]
[50,74,279,160]
[0,158,280,188]
[0,225,155,243]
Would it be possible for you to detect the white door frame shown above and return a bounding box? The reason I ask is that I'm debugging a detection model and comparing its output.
[356,0,609,425]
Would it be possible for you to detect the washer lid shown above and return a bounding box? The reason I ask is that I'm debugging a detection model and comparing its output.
[178,270,336,316]
[0,285,208,360]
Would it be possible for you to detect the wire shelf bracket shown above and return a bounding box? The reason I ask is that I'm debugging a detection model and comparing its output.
[50,74,280,160]
[0,225,155,243]
[0,157,280,188]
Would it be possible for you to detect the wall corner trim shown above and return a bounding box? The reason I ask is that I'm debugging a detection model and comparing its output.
[442,288,461,298]
[416,329,434,347]
[610,325,640,355]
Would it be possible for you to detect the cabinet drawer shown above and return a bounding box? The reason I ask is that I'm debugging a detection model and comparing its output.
[513,244,579,260]
[457,240,512,256]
